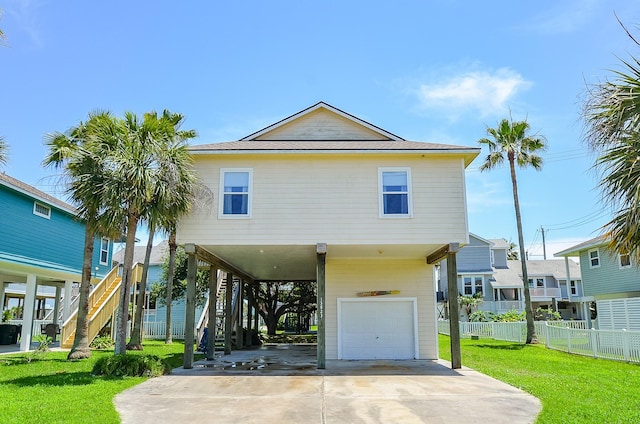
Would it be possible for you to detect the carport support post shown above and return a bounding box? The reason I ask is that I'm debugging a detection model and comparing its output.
[245,285,253,347]
[207,266,218,360]
[236,279,244,350]
[183,244,197,369]
[20,274,37,351]
[447,249,462,369]
[317,243,327,369]
[53,286,62,326]
[224,273,234,355]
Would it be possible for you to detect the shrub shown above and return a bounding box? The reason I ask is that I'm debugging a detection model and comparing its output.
[92,354,170,377]
[90,336,115,350]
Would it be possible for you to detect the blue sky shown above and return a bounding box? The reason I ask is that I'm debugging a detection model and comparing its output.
[1,0,639,257]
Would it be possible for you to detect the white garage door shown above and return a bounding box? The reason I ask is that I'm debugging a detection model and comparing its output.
[338,298,417,360]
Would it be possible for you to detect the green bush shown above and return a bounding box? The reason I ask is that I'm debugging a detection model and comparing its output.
[92,354,170,377]
[90,336,115,350]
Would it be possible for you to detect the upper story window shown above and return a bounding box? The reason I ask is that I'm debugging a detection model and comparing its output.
[528,277,545,288]
[33,202,51,219]
[220,169,252,218]
[588,249,600,268]
[570,280,577,295]
[379,168,412,218]
[463,275,483,296]
[99,237,110,265]
[619,252,631,269]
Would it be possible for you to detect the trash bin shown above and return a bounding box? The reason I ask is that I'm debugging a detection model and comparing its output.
[0,324,18,345]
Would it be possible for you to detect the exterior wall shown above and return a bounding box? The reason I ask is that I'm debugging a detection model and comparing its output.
[456,236,492,272]
[491,248,508,268]
[579,247,640,298]
[178,154,469,247]
[325,258,436,360]
[0,183,111,274]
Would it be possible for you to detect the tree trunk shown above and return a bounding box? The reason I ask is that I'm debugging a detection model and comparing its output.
[165,230,177,344]
[127,222,155,350]
[115,213,139,355]
[67,225,95,360]
[509,155,538,344]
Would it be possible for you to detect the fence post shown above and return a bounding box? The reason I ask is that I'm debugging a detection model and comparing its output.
[567,327,572,353]
[590,328,598,359]
[622,329,630,362]
[545,323,550,348]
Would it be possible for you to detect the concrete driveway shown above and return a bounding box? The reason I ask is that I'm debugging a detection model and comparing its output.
[115,345,540,424]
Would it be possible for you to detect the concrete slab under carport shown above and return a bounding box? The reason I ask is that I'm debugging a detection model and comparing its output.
[115,345,540,424]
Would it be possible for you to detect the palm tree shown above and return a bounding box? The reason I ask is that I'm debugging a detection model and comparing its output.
[478,117,546,344]
[43,111,122,359]
[0,136,8,169]
[126,110,197,350]
[107,110,197,354]
[583,25,640,263]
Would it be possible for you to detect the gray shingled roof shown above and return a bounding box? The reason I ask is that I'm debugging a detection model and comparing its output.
[112,240,168,266]
[554,236,606,257]
[0,172,78,215]
[489,238,510,249]
[491,259,581,288]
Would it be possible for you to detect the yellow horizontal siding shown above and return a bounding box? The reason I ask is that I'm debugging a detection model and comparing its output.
[325,258,437,360]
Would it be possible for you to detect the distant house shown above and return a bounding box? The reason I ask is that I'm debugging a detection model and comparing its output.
[556,236,640,330]
[0,173,113,350]
[438,233,584,320]
[177,101,480,363]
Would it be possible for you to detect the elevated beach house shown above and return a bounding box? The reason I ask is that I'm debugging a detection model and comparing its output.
[176,102,479,367]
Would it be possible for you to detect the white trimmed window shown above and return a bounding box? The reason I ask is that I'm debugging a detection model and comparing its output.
[99,237,110,265]
[619,252,631,269]
[570,280,577,295]
[463,275,483,295]
[33,202,51,219]
[528,277,545,288]
[588,249,600,268]
[219,169,252,218]
[379,168,412,217]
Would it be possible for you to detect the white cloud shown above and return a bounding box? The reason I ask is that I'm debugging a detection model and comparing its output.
[524,0,599,35]
[5,0,45,47]
[416,68,531,120]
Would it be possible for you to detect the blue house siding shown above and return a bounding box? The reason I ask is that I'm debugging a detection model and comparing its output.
[0,180,112,278]
[579,248,640,298]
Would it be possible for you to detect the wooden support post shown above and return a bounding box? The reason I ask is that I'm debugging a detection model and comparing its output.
[316,243,327,370]
[224,273,233,355]
[447,249,462,369]
[246,284,253,347]
[236,279,244,350]
[207,266,217,360]
[183,249,197,369]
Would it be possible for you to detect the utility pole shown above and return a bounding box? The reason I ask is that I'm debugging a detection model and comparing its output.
[541,226,547,260]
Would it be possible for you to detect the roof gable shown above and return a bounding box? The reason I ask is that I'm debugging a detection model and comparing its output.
[241,102,403,141]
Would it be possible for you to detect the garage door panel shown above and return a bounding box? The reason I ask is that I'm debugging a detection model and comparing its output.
[339,298,416,360]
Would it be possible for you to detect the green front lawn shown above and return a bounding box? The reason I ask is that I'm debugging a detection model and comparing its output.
[439,334,640,423]
[0,341,191,424]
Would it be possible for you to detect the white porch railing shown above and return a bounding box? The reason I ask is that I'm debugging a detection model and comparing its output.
[140,321,186,340]
[478,301,525,314]
[438,320,640,364]
[529,287,561,298]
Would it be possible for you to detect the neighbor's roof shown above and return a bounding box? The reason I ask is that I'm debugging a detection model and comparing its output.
[490,259,581,288]
[490,266,524,288]
[554,236,606,257]
[489,238,510,250]
[0,172,78,215]
[112,240,168,266]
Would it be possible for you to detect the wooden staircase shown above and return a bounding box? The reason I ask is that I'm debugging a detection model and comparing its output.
[196,271,241,352]
[61,263,143,348]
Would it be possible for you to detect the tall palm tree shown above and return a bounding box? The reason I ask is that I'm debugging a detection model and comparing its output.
[126,110,197,350]
[43,111,122,359]
[0,136,8,169]
[584,26,640,263]
[107,110,197,354]
[478,117,546,344]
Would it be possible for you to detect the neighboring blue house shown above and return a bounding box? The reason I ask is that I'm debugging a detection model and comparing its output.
[438,233,584,320]
[112,240,204,331]
[0,173,113,350]
[556,236,640,330]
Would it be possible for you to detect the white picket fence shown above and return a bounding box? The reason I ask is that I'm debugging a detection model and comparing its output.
[139,321,186,340]
[438,320,640,364]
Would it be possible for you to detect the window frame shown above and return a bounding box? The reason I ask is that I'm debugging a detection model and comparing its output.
[462,275,484,296]
[219,168,253,219]
[570,280,577,295]
[99,237,110,266]
[619,252,632,269]
[33,202,51,219]
[588,248,600,269]
[378,167,413,218]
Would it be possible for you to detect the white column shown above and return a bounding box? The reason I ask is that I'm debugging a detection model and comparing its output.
[53,286,62,326]
[564,257,572,302]
[63,280,73,321]
[20,274,37,351]
[0,282,6,312]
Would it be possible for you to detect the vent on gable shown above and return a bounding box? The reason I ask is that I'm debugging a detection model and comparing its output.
[33,202,51,219]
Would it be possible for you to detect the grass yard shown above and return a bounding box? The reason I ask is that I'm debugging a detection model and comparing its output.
[439,334,640,423]
[0,341,192,424]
